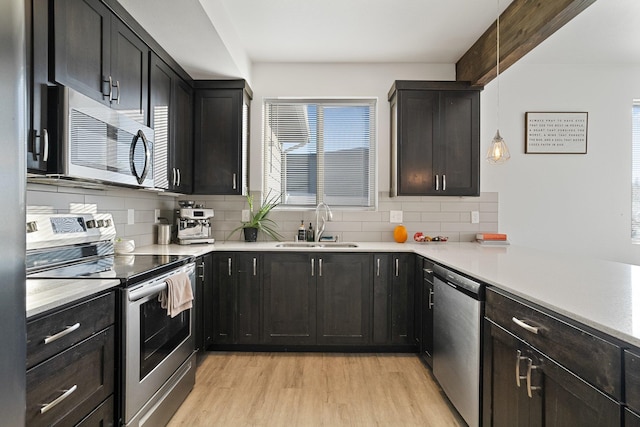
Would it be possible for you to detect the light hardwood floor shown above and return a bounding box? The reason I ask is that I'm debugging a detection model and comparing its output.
[167,352,465,427]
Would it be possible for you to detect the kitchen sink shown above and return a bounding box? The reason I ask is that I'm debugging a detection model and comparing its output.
[275,242,359,248]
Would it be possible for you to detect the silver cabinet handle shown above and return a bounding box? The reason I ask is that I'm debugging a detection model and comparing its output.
[42,128,49,162]
[116,80,121,104]
[233,173,237,190]
[423,268,433,274]
[512,317,540,334]
[319,258,323,277]
[376,258,380,277]
[104,76,113,100]
[177,168,181,187]
[44,323,80,344]
[395,258,399,277]
[443,174,446,191]
[515,349,528,387]
[253,258,257,276]
[198,262,205,280]
[526,358,542,398]
[435,174,439,191]
[311,258,315,277]
[40,384,77,414]
[228,258,232,276]
[172,168,176,186]
[428,288,434,309]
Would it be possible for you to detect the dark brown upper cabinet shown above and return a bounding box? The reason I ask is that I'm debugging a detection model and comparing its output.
[389,81,481,196]
[149,53,193,193]
[52,0,149,123]
[193,80,252,195]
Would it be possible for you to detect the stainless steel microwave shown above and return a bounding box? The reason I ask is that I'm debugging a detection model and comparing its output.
[34,86,154,188]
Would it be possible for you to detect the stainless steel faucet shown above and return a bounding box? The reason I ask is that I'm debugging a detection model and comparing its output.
[315,202,333,242]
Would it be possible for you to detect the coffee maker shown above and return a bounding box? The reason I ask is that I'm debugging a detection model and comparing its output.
[176,203,215,245]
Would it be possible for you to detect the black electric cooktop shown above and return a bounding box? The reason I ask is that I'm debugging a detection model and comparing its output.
[28,254,193,286]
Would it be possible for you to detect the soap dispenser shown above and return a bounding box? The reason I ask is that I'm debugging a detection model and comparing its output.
[306,222,314,242]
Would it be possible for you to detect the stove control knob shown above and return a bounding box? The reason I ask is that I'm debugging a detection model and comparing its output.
[26,221,38,233]
[97,219,105,227]
[86,220,96,229]
[104,219,112,227]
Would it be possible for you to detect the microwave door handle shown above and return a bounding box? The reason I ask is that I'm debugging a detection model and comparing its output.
[130,130,151,185]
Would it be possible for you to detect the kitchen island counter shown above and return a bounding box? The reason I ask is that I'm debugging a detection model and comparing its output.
[134,241,640,348]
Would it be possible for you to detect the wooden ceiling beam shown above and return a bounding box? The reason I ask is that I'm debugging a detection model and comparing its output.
[456,0,597,87]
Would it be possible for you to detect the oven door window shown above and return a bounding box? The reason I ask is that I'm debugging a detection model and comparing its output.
[140,296,190,380]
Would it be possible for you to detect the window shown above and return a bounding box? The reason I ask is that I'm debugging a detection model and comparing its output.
[263,99,376,208]
[633,100,640,243]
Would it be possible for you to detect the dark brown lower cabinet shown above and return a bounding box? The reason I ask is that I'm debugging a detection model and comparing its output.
[372,253,414,346]
[483,319,621,427]
[316,253,371,345]
[208,253,261,346]
[262,252,316,345]
[26,327,115,427]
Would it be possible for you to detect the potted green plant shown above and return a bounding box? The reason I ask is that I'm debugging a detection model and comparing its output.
[230,192,283,242]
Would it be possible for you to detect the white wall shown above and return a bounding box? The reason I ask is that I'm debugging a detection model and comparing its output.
[481,58,640,264]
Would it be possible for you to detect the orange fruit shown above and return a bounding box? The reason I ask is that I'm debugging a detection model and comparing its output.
[393,225,408,243]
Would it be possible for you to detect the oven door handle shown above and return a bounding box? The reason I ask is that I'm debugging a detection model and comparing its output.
[128,281,166,302]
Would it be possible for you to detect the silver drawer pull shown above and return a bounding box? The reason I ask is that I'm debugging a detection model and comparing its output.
[423,268,433,274]
[40,384,77,414]
[512,317,540,334]
[44,323,80,344]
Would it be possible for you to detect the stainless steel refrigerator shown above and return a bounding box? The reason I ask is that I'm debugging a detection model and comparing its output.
[0,0,27,424]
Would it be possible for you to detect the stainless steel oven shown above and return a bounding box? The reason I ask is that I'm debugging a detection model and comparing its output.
[123,262,196,427]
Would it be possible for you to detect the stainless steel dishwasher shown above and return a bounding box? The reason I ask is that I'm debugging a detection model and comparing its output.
[432,264,484,427]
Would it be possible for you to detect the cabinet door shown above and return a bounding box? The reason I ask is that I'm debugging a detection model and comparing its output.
[149,54,173,190]
[262,253,316,345]
[27,0,51,172]
[210,254,235,345]
[396,90,438,195]
[195,254,212,351]
[235,253,261,344]
[484,319,541,427]
[173,78,194,193]
[391,254,414,344]
[421,258,434,366]
[439,90,480,196]
[372,254,391,344]
[110,18,148,123]
[194,89,243,194]
[53,0,111,104]
[316,253,371,345]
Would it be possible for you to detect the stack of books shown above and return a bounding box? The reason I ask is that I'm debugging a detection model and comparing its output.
[476,233,510,245]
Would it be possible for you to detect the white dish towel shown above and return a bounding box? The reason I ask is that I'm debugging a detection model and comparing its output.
[158,272,193,318]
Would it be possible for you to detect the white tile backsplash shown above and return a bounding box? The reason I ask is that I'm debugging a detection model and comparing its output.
[27,185,499,245]
[181,191,499,243]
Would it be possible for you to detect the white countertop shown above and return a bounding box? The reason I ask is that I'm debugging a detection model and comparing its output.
[134,240,640,348]
[27,278,120,318]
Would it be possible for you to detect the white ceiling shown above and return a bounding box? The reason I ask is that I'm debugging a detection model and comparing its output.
[118,0,640,80]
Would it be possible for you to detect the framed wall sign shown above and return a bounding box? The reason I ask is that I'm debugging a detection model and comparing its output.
[525,112,588,154]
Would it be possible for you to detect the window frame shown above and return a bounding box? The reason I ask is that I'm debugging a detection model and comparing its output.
[262,97,378,210]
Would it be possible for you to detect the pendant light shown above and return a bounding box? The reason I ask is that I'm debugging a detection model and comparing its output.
[486,0,511,164]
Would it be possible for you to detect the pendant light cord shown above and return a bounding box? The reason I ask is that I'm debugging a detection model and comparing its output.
[496,0,501,128]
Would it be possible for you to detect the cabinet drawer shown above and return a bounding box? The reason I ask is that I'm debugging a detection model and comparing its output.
[486,287,622,399]
[76,395,114,427]
[27,292,115,369]
[26,326,114,427]
[422,258,434,282]
[626,349,640,414]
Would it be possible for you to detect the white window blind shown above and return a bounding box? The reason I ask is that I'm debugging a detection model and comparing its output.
[263,99,376,208]
[632,100,640,243]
